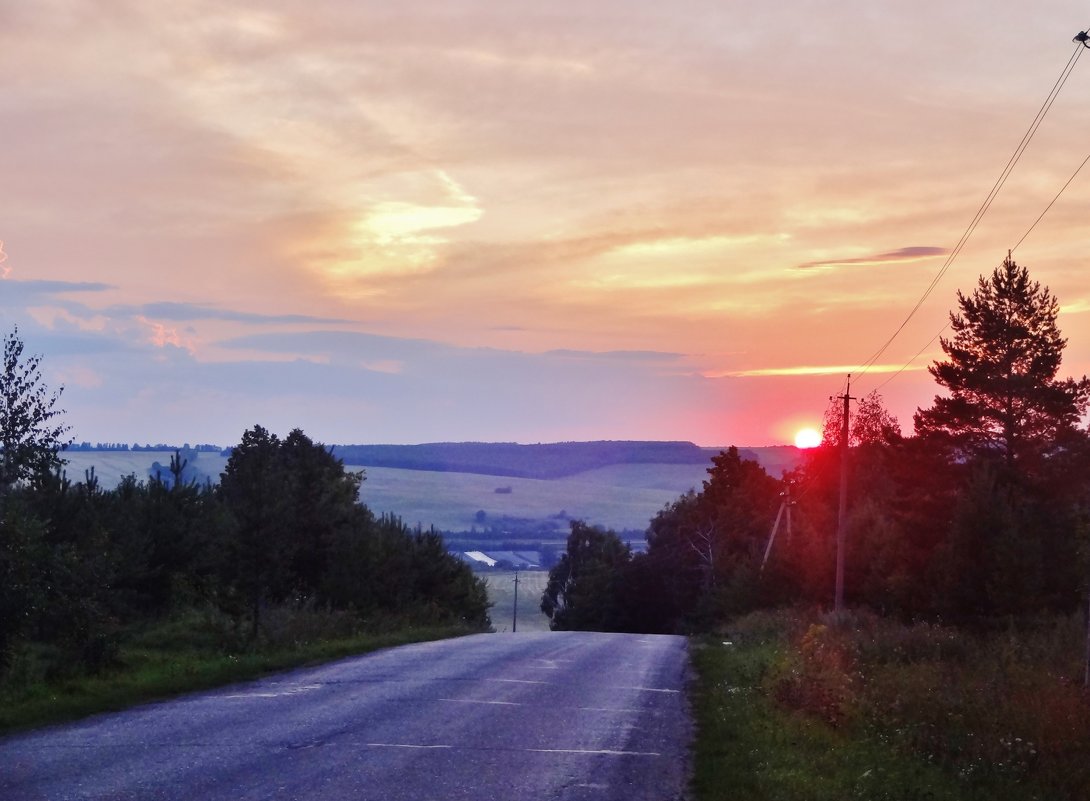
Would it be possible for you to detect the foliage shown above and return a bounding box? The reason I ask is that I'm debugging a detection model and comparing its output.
[914,255,1090,471]
[640,447,784,627]
[0,326,71,495]
[738,608,1090,800]
[530,259,1090,632]
[691,620,969,801]
[822,389,902,448]
[0,420,491,690]
[540,520,632,631]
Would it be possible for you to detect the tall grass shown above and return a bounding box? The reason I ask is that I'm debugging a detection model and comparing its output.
[692,608,1090,800]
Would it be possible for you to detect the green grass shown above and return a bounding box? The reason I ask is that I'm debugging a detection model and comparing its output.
[690,610,1090,801]
[691,639,967,801]
[0,613,481,736]
[60,452,700,532]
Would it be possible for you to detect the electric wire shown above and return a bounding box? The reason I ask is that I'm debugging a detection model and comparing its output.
[853,41,1086,380]
[866,149,1089,396]
[1011,151,1090,252]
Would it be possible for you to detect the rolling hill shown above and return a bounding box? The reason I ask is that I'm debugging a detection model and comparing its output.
[58,442,805,537]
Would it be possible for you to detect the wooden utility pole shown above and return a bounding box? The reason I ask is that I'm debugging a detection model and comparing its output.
[512,570,520,633]
[1084,582,1089,688]
[785,480,794,545]
[760,480,795,572]
[834,375,855,614]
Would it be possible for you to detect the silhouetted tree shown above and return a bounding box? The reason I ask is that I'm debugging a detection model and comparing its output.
[217,425,294,638]
[643,447,782,624]
[914,255,1090,472]
[0,326,71,498]
[541,521,631,631]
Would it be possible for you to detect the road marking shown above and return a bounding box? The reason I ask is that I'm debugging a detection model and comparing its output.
[524,748,661,757]
[577,706,642,713]
[224,684,323,699]
[487,678,549,685]
[620,686,680,694]
[361,743,659,757]
[439,698,523,706]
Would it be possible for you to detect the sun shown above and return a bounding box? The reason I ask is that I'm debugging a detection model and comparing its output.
[794,427,822,449]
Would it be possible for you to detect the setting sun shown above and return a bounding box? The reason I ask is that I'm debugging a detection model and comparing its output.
[794,427,822,449]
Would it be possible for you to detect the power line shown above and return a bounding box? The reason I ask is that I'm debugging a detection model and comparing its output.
[862,146,1089,398]
[854,38,1087,380]
[866,144,1087,396]
[1011,151,1090,252]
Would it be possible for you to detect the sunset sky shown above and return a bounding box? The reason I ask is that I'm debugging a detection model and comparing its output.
[2,1,1089,448]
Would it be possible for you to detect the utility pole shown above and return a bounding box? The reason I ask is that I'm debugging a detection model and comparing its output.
[512,570,520,633]
[760,480,795,572]
[784,480,794,545]
[1084,580,1089,688]
[833,375,855,614]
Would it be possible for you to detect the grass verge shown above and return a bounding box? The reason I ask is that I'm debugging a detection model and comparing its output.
[690,609,1089,801]
[0,614,482,736]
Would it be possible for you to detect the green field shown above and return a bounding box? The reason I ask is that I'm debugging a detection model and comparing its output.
[60,452,708,533]
[349,462,708,532]
[61,451,228,487]
[482,570,552,633]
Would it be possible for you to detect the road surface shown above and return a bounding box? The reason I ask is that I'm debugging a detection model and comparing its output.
[1,631,691,800]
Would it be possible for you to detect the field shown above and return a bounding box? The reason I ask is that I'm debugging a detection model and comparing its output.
[349,461,710,532]
[481,570,552,633]
[60,452,711,534]
[60,451,228,487]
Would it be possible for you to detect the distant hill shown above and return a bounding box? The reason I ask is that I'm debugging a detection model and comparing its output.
[60,442,807,536]
[333,441,804,480]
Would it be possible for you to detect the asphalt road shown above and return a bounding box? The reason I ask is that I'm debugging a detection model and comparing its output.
[0,632,692,800]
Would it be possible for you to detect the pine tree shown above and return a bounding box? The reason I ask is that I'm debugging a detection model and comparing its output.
[914,255,1090,471]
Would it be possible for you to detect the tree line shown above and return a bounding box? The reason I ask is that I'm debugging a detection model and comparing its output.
[542,256,1090,632]
[0,336,490,674]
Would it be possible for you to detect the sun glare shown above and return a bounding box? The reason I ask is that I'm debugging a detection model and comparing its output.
[794,427,822,449]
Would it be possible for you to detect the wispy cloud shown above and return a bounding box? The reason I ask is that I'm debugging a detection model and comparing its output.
[0,281,115,316]
[103,302,352,326]
[795,246,947,271]
[545,349,683,362]
[710,363,930,378]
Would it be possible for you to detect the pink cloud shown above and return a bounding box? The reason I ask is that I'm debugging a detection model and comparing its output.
[137,316,196,354]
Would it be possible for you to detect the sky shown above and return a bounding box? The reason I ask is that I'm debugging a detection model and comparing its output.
[2,1,1090,448]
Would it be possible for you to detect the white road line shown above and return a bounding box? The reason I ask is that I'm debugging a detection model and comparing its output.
[620,686,680,694]
[577,707,642,713]
[439,698,523,706]
[486,678,549,685]
[223,684,323,699]
[362,743,659,757]
[525,748,661,757]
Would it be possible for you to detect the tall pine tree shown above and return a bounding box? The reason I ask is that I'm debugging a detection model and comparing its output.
[914,255,1089,472]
